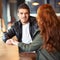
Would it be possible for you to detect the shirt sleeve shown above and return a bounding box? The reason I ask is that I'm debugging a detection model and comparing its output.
[18,32,43,52]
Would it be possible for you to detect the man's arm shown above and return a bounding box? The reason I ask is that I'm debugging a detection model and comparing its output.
[2,26,15,42]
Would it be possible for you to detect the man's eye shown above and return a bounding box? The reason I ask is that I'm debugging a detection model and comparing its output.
[20,13,23,14]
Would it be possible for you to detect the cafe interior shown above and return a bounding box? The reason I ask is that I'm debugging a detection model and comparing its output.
[0,0,60,60]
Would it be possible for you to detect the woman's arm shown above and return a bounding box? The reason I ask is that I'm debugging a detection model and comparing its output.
[18,33,43,52]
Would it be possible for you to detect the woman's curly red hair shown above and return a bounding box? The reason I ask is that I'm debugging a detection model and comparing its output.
[36,4,60,52]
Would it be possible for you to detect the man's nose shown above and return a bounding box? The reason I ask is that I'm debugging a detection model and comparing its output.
[23,14,26,17]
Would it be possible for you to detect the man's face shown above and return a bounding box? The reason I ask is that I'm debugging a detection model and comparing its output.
[17,8,30,24]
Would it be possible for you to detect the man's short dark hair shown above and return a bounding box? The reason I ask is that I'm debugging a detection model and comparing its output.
[17,3,30,13]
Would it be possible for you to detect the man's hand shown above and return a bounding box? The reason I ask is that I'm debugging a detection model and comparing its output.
[6,39,13,45]
[6,39,19,46]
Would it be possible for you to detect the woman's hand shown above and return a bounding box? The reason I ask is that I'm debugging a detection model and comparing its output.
[10,39,19,46]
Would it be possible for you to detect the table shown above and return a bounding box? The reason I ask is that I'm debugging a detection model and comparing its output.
[0,39,19,60]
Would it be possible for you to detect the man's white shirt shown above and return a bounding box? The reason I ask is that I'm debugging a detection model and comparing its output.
[22,22,32,44]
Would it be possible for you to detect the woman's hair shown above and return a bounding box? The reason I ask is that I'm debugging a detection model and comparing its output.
[36,4,60,52]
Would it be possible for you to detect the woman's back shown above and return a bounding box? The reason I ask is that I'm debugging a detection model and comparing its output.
[37,48,60,60]
[36,4,60,60]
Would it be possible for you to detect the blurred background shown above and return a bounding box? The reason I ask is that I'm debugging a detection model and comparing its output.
[0,0,60,32]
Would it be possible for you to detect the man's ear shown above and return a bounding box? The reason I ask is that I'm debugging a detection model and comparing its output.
[17,13,19,17]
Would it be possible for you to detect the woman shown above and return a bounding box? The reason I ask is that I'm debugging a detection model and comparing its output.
[8,4,60,60]
[36,4,60,60]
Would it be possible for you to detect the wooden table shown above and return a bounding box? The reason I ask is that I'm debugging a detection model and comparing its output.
[0,39,19,60]
[0,37,36,60]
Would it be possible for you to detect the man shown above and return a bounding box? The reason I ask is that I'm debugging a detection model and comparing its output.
[3,3,38,46]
